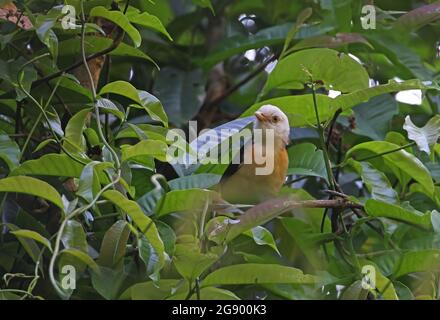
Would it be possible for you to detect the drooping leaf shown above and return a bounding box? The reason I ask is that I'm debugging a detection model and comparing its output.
[287,143,327,181]
[202,264,315,287]
[393,1,440,31]
[89,6,141,47]
[152,67,205,125]
[98,220,131,270]
[60,248,100,273]
[0,131,20,170]
[290,33,371,51]
[61,220,88,253]
[200,23,333,68]
[10,154,84,178]
[126,10,172,40]
[348,160,399,204]
[243,226,280,255]
[393,249,440,278]
[346,141,434,196]
[365,199,432,229]
[121,140,168,163]
[352,94,398,141]
[99,81,168,126]
[0,176,63,209]
[403,115,440,155]
[102,190,165,271]
[58,36,155,64]
[63,108,90,153]
[120,279,189,300]
[263,48,370,94]
[155,189,218,217]
[173,243,217,283]
[11,229,52,252]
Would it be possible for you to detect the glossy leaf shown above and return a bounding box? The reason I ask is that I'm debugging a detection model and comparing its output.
[202,264,315,287]
[11,229,52,252]
[0,176,63,209]
[89,6,141,47]
[346,141,434,196]
[287,143,327,181]
[348,160,399,204]
[365,199,432,229]
[99,81,168,126]
[263,48,370,94]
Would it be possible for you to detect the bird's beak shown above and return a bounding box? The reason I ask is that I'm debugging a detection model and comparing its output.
[255,111,268,122]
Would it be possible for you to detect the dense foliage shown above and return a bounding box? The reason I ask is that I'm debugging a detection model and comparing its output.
[0,0,439,300]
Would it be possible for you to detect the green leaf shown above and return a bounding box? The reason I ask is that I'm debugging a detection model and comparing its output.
[243,226,280,255]
[202,264,315,287]
[127,11,172,41]
[102,190,165,269]
[89,6,141,47]
[152,67,205,125]
[346,141,434,196]
[403,115,440,155]
[58,36,155,64]
[5,224,41,265]
[96,98,124,120]
[170,287,241,300]
[365,199,432,229]
[35,10,59,61]
[290,33,371,52]
[393,2,440,31]
[99,81,168,126]
[200,23,333,68]
[348,160,399,204]
[61,220,88,253]
[352,94,398,141]
[192,0,214,14]
[210,196,302,243]
[63,108,90,153]
[173,243,217,283]
[332,79,439,113]
[98,220,131,270]
[116,124,168,141]
[76,161,106,203]
[11,229,52,252]
[341,280,368,300]
[0,131,19,170]
[60,248,100,273]
[281,217,333,269]
[10,154,84,178]
[394,249,440,278]
[241,80,438,128]
[168,174,221,190]
[120,279,189,300]
[0,176,63,209]
[263,48,369,94]
[287,143,327,181]
[155,189,217,217]
[121,140,168,163]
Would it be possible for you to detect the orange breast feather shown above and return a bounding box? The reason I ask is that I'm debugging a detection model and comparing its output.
[219,145,288,204]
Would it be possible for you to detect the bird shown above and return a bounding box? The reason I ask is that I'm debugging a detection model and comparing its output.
[218,104,290,204]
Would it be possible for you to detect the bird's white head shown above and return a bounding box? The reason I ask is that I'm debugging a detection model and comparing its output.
[254,104,290,146]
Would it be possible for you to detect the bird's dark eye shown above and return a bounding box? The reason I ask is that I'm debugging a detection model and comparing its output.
[272,115,279,123]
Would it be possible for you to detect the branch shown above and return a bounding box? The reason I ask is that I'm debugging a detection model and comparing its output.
[282,198,363,210]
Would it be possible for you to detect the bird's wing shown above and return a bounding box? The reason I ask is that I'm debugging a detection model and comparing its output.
[219,137,253,183]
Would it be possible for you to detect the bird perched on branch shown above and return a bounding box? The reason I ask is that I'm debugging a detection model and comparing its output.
[219,105,290,204]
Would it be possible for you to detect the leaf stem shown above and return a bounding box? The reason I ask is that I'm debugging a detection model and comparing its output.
[311,82,336,190]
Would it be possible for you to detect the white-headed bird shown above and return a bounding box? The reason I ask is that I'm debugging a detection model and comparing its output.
[219,105,290,204]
